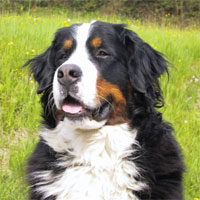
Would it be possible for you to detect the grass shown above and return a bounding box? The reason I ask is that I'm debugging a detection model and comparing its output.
[0,10,200,200]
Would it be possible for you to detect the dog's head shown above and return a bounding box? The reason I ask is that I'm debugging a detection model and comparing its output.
[25,21,168,129]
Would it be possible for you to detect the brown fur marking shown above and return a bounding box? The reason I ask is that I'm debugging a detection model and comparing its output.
[91,37,102,48]
[64,39,73,49]
[97,77,127,125]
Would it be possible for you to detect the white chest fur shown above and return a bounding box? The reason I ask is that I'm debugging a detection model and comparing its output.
[34,123,147,200]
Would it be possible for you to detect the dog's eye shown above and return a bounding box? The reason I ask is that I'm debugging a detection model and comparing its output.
[96,49,110,58]
[56,54,68,66]
[59,54,67,60]
[57,54,68,63]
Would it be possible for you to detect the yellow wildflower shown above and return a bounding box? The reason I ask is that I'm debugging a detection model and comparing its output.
[8,42,13,46]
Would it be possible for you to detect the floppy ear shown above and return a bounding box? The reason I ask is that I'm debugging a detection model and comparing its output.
[122,29,168,107]
[24,47,53,94]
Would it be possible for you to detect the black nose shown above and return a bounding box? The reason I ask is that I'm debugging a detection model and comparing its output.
[57,64,82,86]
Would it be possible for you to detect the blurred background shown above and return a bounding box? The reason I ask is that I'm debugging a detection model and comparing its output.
[0,0,200,200]
[1,0,200,27]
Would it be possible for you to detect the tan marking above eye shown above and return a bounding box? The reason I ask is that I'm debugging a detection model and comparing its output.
[91,37,102,48]
[64,39,73,49]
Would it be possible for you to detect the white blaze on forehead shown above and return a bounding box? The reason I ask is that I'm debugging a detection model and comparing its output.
[75,22,91,50]
[62,22,99,108]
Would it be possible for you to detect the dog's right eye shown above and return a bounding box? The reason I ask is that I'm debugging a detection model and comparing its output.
[59,55,67,61]
[56,54,68,66]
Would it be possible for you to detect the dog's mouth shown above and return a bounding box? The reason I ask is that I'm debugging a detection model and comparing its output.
[60,95,112,121]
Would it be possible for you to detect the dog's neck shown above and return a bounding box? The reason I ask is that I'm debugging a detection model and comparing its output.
[40,121,135,154]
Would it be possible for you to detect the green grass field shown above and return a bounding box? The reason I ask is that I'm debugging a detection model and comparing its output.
[0,11,200,200]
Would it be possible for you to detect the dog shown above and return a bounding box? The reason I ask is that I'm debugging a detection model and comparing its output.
[25,21,184,200]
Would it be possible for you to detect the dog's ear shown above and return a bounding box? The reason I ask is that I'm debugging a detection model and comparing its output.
[24,47,53,94]
[121,28,168,107]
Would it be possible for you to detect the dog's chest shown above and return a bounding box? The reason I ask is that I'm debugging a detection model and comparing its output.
[37,124,146,200]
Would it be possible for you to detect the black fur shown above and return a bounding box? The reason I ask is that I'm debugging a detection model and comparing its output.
[25,21,184,200]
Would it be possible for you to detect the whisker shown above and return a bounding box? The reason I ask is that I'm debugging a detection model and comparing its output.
[51,103,57,120]
[96,86,114,107]
[96,94,114,111]
[44,86,53,95]
[44,89,56,117]
[96,85,106,91]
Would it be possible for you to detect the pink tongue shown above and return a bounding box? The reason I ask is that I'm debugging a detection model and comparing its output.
[62,104,83,114]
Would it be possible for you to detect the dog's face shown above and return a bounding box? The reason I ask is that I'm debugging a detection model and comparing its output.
[26,21,168,129]
[52,21,129,128]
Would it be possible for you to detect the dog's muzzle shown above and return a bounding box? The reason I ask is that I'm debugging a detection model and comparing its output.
[54,63,112,122]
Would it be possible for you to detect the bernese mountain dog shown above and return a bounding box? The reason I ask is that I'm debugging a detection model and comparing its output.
[25,21,184,200]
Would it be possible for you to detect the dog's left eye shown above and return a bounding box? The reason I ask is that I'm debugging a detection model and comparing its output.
[96,49,110,58]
